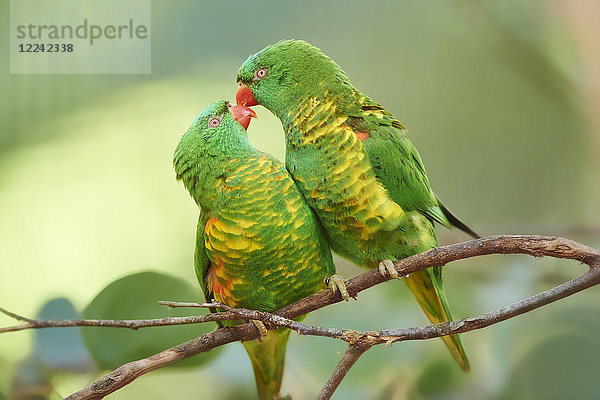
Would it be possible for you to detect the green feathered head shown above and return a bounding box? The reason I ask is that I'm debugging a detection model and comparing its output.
[236,40,349,119]
[174,100,256,179]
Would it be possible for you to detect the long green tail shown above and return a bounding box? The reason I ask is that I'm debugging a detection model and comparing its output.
[242,327,291,400]
[402,268,470,371]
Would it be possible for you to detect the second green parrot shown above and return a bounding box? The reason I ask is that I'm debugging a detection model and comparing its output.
[236,40,478,371]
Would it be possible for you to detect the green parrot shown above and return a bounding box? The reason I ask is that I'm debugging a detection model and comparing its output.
[235,40,479,371]
[174,100,348,400]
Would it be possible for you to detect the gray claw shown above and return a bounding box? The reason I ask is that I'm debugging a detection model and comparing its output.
[251,320,268,340]
[378,259,399,279]
[326,274,350,301]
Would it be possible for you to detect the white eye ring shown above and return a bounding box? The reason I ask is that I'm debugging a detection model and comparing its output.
[208,117,220,128]
[254,68,267,80]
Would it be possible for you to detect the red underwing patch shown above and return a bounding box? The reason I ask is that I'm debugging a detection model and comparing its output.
[356,131,369,141]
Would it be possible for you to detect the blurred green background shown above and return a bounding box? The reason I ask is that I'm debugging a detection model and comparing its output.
[2,0,599,399]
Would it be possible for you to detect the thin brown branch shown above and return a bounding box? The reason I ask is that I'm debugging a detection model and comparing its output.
[379,267,600,342]
[186,266,600,346]
[317,342,372,400]
[158,301,209,308]
[54,235,600,399]
[0,306,35,323]
[0,308,243,334]
[195,300,346,338]
[0,300,336,337]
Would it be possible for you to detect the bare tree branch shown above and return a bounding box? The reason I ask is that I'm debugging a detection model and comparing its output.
[12,235,597,400]
[0,307,244,334]
[0,301,336,337]
[317,342,372,400]
[157,301,213,308]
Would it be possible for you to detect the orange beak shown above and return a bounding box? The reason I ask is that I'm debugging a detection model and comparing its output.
[236,82,258,107]
[228,103,257,130]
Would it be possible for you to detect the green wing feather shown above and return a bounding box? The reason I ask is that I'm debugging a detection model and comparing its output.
[348,102,444,220]
[350,99,478,238]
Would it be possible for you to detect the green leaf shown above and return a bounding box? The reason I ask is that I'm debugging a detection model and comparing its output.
[81,271,220,370]
[33,297,94,372]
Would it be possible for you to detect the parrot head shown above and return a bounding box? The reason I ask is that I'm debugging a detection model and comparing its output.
[236,40,348,119]
[175,100,256,162]
[174,100,256,206]
[194,99,256,133]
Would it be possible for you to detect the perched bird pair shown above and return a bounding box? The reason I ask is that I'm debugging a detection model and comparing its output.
[175,40,478,400]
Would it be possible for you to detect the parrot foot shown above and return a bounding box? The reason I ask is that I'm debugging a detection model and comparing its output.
[251,320,268,340]
[326,274,349,301]
[378,259,398,279]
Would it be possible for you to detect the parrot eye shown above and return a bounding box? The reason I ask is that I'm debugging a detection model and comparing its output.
[208,117,220,128]
[254,68,267,80]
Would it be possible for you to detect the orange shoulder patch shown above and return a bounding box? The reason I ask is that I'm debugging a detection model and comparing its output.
[356,131,369,141]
